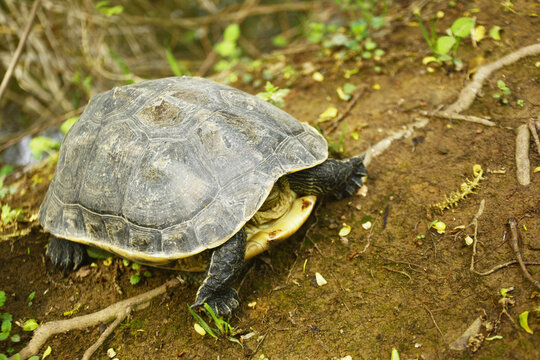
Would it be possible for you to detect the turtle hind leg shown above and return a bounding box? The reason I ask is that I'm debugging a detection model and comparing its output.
[287,155,367,199]
[192,228,246,316]
[46,236,89,272]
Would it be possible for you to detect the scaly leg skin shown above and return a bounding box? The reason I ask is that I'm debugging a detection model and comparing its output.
[287,155,367,199]
[191,228,247,317]
[46,236,88,272]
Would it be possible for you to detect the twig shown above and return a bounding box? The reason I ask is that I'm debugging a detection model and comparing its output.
[469,199,485,273]
[422,111,496,127]
[123,2,321,28]
[0,107,83,153]
[325,89,365,134]
[11,278,181,360]
[0,0,42,104]
[515,124,531,186]
[508,218,540,291]
[528,119,540,157]
[424,306,445,341]
[472,260,540,276]
[382,266,411,281]
[81,306,131,360]
[359,218,376,254]
[446,43,540,114]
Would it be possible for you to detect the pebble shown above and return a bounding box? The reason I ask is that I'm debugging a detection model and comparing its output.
[107,348,116,358]
[438,144,449,154]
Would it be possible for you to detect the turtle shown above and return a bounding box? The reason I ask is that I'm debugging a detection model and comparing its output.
[39,76,367,316]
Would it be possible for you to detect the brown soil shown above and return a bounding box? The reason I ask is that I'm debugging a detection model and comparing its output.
[1,1,539,359]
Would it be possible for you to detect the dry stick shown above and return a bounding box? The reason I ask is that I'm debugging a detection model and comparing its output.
[473,260,540,276]
[508,218,540,291]
[528,119,540,157]
[382,266,412,281]
[81,306,132,360]
[325,89,365,134]
[424,306,445,342]
[11,278,181,360]
[124,1,320,28]
[445,43,540,114]
[515,124,531,186]
[0,0,42,104]
[421,110,496,127]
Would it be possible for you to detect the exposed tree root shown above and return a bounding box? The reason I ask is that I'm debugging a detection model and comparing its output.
[528,119,540,157]
[422,110,496,127]
[445,43,540,114]
[515,124,531,186]
[363,117,429,166]
[11,278,181,360]
[508,218,540,291]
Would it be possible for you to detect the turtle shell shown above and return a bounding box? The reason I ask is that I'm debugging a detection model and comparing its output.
[38,77,327,263]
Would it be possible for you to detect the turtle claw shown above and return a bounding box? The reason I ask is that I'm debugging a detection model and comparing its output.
[333,156,367,199]
[192,287,240,317]
[46,237,88,273]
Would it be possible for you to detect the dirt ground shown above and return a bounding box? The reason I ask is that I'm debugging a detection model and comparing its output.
[1,1,539,359]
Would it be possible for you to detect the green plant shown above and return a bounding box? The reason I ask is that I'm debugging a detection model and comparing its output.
[0,166,17,199]
[165,46,190,77]
[129,262,152,285]
[416,13,475,67]
[492,80,511,104]
[327,123,348,155]
[188,303,241,345]
[256,82,290,108]
[214,24,243,73]
[1,204,23,225]
[29,136,60,160]
[95,1,124,17]
[0,290,26,359]
[27,292,35,307]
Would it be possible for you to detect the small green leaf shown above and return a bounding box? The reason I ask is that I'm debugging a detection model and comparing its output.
[143,270,152,278]
[519,311,533,334]
[9,334,20,343]
[0,354,8,360]
[435,36,456,55]
[28,357,39,360]
[272,34,288,48]
[60,117,78,135]
[343,83,356,95]
[517,99,524,107]
[187,305,217,339]
[129,274,140,285]
[0,291,6,307]
[42,345,52,359]
[0,166,14,178]
[29,137,60,159]
[165,47,183,77]
[451,17,475,37]
[27,291,35,303]
[364,39,377,50]
[131,262,141,270]
[391,348,400,360]
[23,319,39,332]
[489,26,502,40]
[223,24,240,43]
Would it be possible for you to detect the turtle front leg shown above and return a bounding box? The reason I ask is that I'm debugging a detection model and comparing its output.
[287,155,367,199]
[192,228,246,316]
